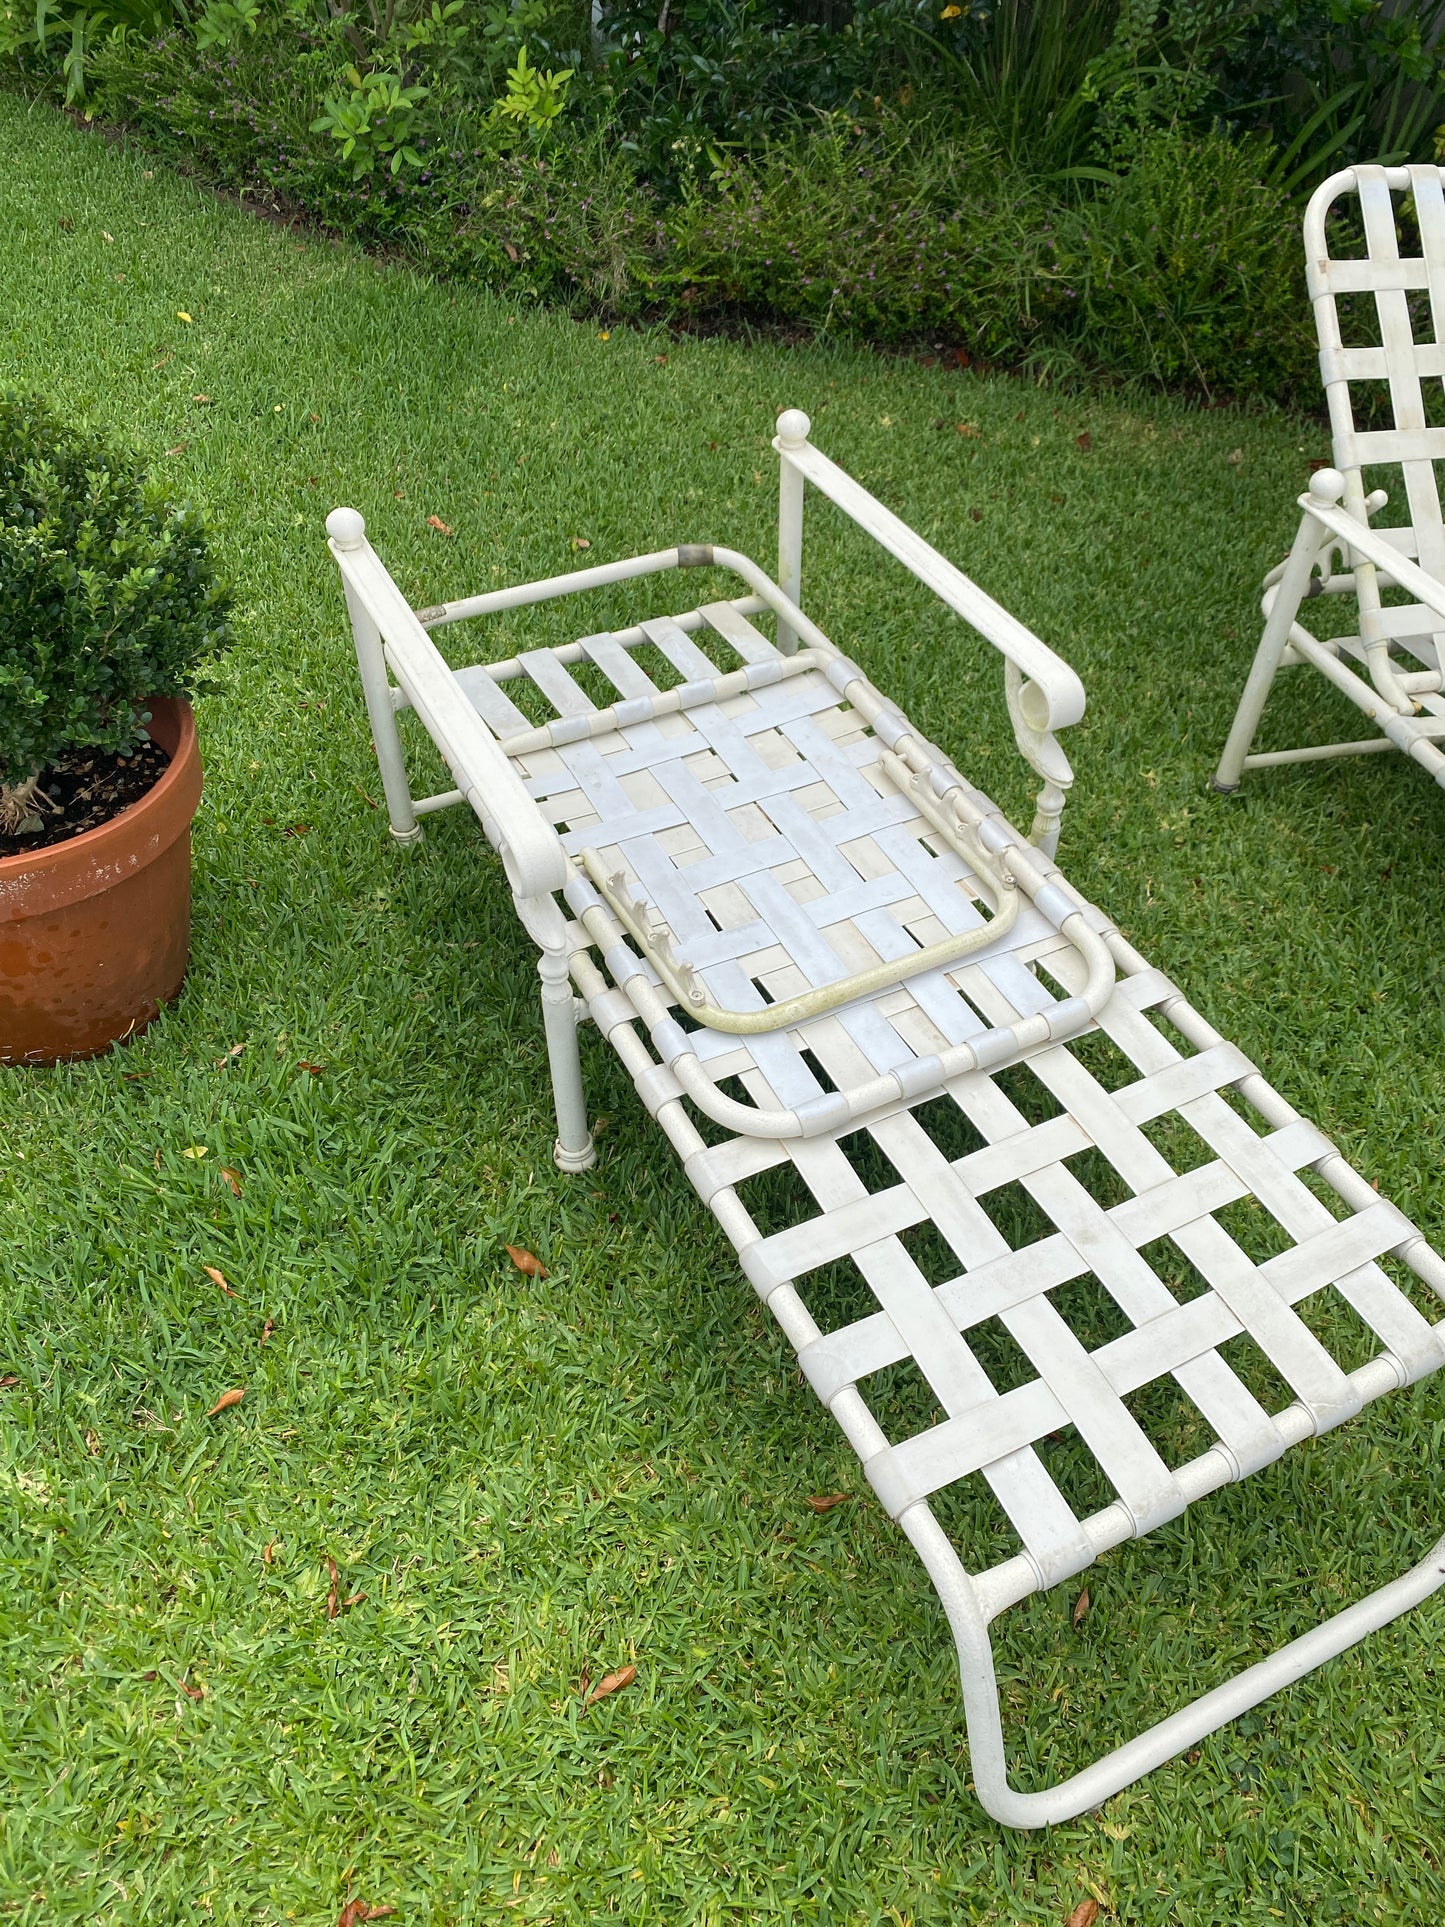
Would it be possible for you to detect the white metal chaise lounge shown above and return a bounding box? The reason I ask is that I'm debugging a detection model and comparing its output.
[328,410,1445,1829]
[1217,163,1445,793]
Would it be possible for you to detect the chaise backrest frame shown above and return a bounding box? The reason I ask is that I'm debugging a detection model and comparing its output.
[1306,162,1445,670]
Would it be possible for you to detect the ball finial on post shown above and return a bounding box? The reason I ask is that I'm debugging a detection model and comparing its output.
[1307,467,1346,507]
[775,409,811,449]
[326,506,368,551]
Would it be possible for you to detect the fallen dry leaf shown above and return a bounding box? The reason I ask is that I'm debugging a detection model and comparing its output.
[206,1388,246,1417]
[219,1166,243,1198]
[86,1430,101,1455]
[806,1492,851,1513]
[214,1042,245,1069]
[1064,1902,1100,1927]
[324,1558,365,1619]
[260,1318,276,1346]
[505,1244,548,1279]
[426,514,454,536]
[1075,430,1093,451]
[204,1266,237,1298]
[1072,1586,1090,1628]
[501,240,520,262]
[585,1663,637,1707]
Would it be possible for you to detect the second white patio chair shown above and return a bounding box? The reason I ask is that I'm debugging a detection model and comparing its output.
[1217,163,1445,793]
[329,409,1445,1829]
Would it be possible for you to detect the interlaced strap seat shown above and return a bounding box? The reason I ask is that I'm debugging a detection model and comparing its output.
[1218,163,1445,790]
[329,408,1445,1829]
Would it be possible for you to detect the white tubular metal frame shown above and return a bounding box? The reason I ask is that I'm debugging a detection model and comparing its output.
[330,412,1445,1828]
[1217,163,1445,791]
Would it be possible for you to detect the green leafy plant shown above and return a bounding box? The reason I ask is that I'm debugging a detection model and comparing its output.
[1,0,174,102]
[490,40,571,136]
[192,0,262,52]
[311,62,430,174]
[0,393,231,833]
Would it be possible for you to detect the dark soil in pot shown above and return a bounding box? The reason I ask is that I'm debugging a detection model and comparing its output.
[0,737,172,857]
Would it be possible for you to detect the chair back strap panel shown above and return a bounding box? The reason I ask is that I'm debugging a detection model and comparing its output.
[1308,166,1445,590]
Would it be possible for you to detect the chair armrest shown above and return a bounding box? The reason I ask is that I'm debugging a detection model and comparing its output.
[773,430,1087,732]
[328,527,568,898]
[1301,471,1445,627]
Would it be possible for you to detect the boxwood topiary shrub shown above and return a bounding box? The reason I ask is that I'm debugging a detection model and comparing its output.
[0,393,232,834]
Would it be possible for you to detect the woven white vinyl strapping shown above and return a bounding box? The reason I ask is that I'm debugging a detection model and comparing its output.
[478,598,1445,1604]
[1311,163,1445,683]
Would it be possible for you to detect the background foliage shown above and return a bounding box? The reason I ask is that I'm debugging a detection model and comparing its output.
[4,0,1443,401]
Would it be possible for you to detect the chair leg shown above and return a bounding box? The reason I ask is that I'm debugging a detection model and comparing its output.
[1214,511,1325,793]
[343,578,422,844]
[904,1504,1445,1830]
[539,946,596,1172]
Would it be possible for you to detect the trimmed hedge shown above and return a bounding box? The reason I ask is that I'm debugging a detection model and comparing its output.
[73,28,1317,403]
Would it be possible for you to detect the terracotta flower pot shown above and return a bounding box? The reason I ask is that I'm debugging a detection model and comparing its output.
[0,699,203,1065]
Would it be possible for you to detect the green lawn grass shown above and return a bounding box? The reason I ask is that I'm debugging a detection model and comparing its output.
[3,88,1445,1927]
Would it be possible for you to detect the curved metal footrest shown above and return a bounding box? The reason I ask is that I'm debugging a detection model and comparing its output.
[930,1518,1445,1828]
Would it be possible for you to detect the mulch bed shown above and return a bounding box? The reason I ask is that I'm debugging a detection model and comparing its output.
[0,737,172,859]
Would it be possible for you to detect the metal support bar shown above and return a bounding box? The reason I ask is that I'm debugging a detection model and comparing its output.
[1243,738,1396,768]
[539,945,595,1173]
[331,511,423,844]
[909,1502,1445,1830]
[776,409,807,655]
[1214,504,1329,792]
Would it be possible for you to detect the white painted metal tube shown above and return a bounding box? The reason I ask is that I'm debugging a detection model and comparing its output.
[326,512,568,899]
[1214,506,1329,791]
[923,1504,1445,1829]
[413,547,695,628]
[1302,477,1445,637]
[332,531,422,844]
[539,944,595,1172]
[771,417,1086,731]
[1243,738,1395,768]
[496,648,828,758]
[776,410,806,656]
